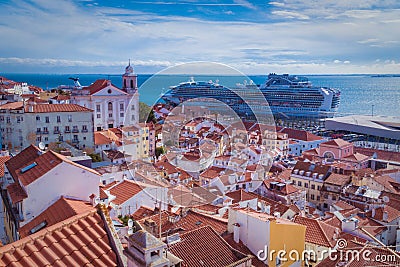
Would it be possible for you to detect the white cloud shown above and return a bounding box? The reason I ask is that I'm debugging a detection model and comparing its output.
[0,0,399,74]
[271,10,310,20]
[334,60,341,64]
[269,1,285,7]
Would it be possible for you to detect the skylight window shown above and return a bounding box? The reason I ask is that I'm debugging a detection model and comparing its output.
[20,162,38,173]
[29,221,47,234]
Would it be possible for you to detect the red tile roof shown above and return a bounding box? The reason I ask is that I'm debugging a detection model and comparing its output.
[322,138,351,148]
[168,226,252,267]
[5,145,42,179]
[324,173,351,186]
[0,210,118,267]
[84,79,126,95]
[6,146,99,188]
[131,206,156,220]
[108,180,143,205]
[19,196,94,238]
[0,155,11,177]
[225,190,257,204]
[294,216,339,247]
[25,104,92,113]
[354,147,400,162]
[366,205,400,222]
[6,182,28,204]
[0,102,24,110]
[138,210,228,236]
[277,127,323,141]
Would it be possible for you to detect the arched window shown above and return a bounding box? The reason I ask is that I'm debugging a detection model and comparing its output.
[108,102,113,111]
[130,80,134,88]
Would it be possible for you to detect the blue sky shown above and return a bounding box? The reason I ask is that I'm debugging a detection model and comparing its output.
[0,0,399,74]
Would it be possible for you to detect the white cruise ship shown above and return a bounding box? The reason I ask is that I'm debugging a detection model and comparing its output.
[162,73,341,119]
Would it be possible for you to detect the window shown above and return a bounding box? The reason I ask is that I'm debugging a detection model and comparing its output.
[317,196,320,201]
[317,185,321,190]
[304,183,309,188]
[97,114,101,118]
[97,127,102,131]
[131,115,135,121]
[54,126,59,133]
[37,128,41,133]
[131,105,135,110]
[310,194,315,200]
[109,113,113,118]
[36,136,42,142]
[72,126,78,132]
[68,115,72,122]
[120,103,124,110]
[82,125,88,132]
[96,104,100,112]
[57,116,61,123]
[311,184,315,190]
[43,127,48,133]
[297,181,302,187]
[36,116,40,121]
[45,116,50,123]
[108,102,113,111]
[120,112,124,117]
[6,117,10,123]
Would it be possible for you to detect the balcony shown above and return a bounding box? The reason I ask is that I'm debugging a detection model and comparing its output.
[42,131,49,135]
[72,139,79,144]
[65,129,71,133]
[54,130,60,134]
[81,129,88,133]
[72,129,79,133]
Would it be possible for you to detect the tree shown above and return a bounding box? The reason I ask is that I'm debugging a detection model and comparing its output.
[155,146,165,158]
[88,153,102,162]
[139,102,157,123]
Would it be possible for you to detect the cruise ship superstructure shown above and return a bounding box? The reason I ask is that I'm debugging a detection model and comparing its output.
[162,73,341,119]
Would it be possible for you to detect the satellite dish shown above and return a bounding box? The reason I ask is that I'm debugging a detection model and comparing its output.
[382,196,390,203]
[38,142,45,151]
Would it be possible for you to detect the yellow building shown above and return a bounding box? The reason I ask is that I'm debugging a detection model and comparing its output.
[139,123,150,159]
[228,208,306,267]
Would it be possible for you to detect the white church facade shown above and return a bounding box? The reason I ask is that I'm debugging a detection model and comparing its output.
[70,62,140,131]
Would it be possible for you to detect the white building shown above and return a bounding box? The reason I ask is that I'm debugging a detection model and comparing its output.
[0,145,101,242]
[70,62,139,131]
[0,102,94,151]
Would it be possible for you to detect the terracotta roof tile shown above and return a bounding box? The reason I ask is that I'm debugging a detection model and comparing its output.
[225,189,257,204]
[25,104,92,113]
[0,102,24,110]
[19,196,94,238]
[294,216,339,247]
[354,147,400,162]
[108,180,143,205]
[168,226,251,267]
[277,127,323,141]
[6,146,100,187]
[324,173,351,186]
[0,210,118,267]
[322,138,351,148]
[6,182,27,204]
[138,210,227,236]
[0,155,11,177]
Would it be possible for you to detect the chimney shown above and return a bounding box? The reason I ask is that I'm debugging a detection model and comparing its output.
[233,223,240,243]
[383,211,389,222]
